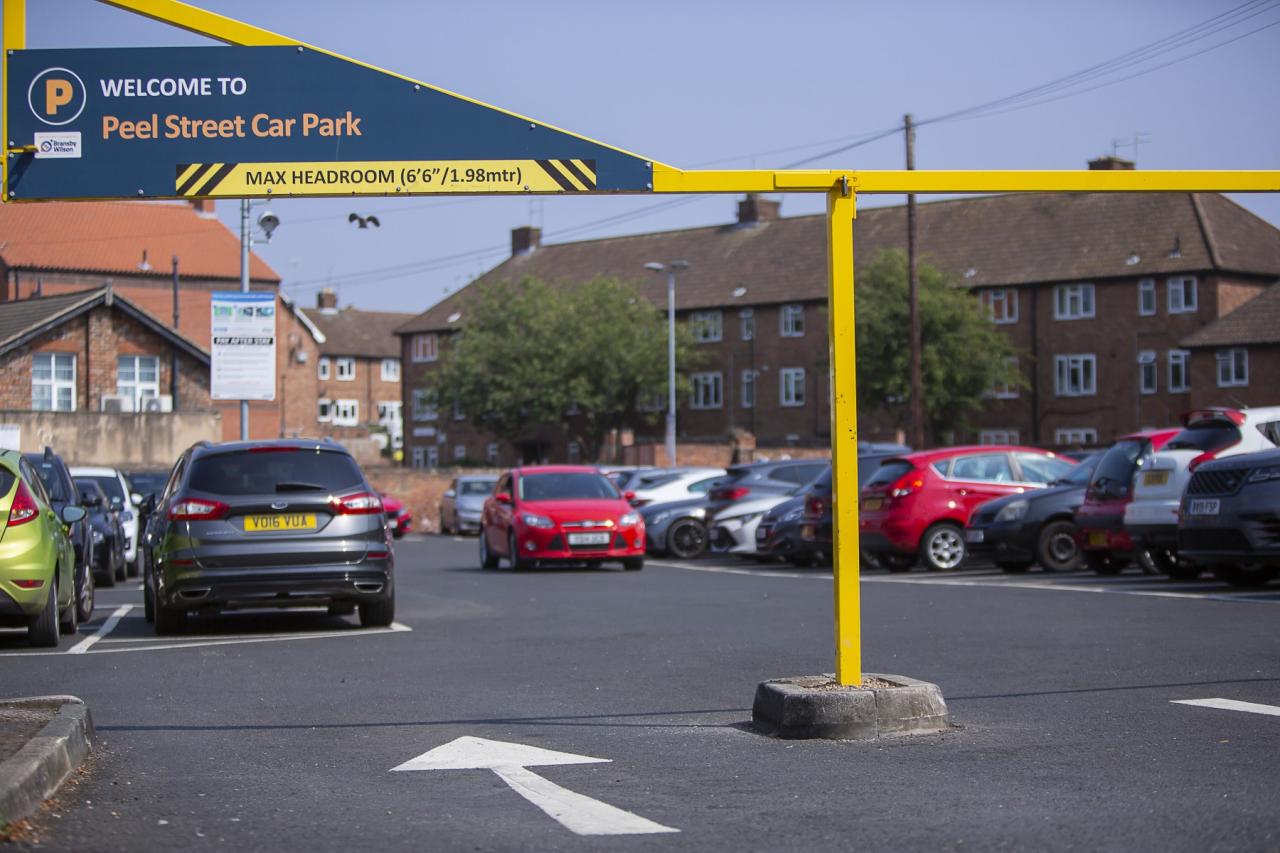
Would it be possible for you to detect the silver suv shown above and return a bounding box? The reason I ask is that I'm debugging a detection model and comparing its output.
[146,440,395,634]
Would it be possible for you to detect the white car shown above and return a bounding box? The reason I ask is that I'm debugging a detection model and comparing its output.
[629,467,726,507]
[708,493,792,556]
[1125,406,1280,578]
[70,466,141,575]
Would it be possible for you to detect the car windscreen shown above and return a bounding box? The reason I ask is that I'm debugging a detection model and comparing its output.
[29,461,71,502]
[83,475,125,506]
[459,480,496,497]
[635,473,681,490]
[864,460,913,489]
[518,472,618,501]
[1059,456,1099,486]
[1165,423,1242,452]
[188,450,364,496]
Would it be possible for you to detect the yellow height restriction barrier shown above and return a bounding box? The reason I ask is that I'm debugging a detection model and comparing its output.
[4,0,1280,687]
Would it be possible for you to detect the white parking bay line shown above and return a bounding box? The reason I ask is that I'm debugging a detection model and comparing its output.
[646,560,829,580]
[66,604,134,654]
[1171,698,1280,717]
[84,620,412,655]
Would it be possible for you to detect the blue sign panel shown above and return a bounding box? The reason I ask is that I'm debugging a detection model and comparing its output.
[5,47,654,200]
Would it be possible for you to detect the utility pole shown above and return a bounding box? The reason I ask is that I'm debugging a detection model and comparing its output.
[239,198,250,441]
[171,255,180,410]
[905,114,924,449]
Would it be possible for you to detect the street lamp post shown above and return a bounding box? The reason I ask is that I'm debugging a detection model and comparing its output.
[239,199,279,441]
[644,260,689,467]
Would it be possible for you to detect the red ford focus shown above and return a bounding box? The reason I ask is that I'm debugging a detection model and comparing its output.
[478,466,645,571]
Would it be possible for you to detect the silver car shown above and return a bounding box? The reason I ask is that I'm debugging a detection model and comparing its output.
[439,475,498,534]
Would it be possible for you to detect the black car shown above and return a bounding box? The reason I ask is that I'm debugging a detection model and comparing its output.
[640,496,713,559]
[754,495,811,565]
[964,452,1103,573]
[1178,448,1280,588]
[146,439,395,634]
[706,458,830,516]
[75,479,128,586]
[26,448,95,624]
[127,469,170,573]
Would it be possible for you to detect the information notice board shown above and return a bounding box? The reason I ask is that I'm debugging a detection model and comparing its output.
[211,291,276,401]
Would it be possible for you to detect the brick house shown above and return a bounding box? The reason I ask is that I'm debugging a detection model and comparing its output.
[1181,282,1280,410]
[0,286,211,413]
[0,199,321,441]
[397,165,1280,465]
[300,289,412,452]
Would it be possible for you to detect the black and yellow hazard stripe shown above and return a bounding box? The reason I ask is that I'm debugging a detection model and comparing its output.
[534,159,597,192]
[176,163,238,197]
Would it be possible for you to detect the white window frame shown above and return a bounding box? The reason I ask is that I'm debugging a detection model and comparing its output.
[1168,349,1191,393]
[412,388,438,421]
[982,288,1019,324]
[335,357,356,381]
[1138,351,1157,395]
[411,447,426,469]
[426,446,439,468]
[377,400,402,425]
[1167,276,1198,314]
[486,443,500,465]
[1053,283,1095,320]
[116,355,160,409]
[567,441,581,464]
[979,429,1019,446]
[739,309,755,341]
[452,399,465,421]
[1216,348,1248,387]
[1055,428,1098,446]
[317,398,332,422]
[690,372,723,409]
[454,444,467,462]
[1054,354,1097,397]
[380,358,401,382]
[332,399,359,427]
[317,356,331,380]
[690,311,723,343]
[992,356,1020,399]
[32,353,76,412]
[780,304,805,337]
[411,333,438,363]
[1138,278,1156,316]
[740,369,758,409]
[780,367,806,407]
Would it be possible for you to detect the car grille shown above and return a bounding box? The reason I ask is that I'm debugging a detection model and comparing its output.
[562,520,612,529]
[1180,528,1251,552]
[1186,469,1249,496]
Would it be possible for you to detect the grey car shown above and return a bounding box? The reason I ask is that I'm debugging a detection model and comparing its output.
[706,458,830,516]
[146,439,395,634]
[439,475,499,534]
[1178,447,1280,588]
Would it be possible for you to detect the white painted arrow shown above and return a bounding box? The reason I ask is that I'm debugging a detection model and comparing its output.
[391,736,678,836]
[1172,698,1280,717]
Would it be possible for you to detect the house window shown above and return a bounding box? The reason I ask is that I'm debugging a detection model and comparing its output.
[1053,284,1095,320]
[452,399,465,420]
[411,447,426,469]
[690,372,723,409]
[412,389,438,421]
[380,358,401,382]
[411,333,438,363]
[567,441,581,464]
[377,401,402,425]
[690,311,722,343]
[32,353,76,411]
[332,399,359,427]
[454,444,467,462]
[1055,428,1098,447]
[335,357,355,381]
[117,355,160,409]
[739,309,755,341]
[1168,350,1191,393]
[317,398,332,422]
[1138,279,1156,316]
[981,288,1019,324]
[426,446,439,468]
[1138,351,1157,395]
[780,367,806,407]
[486,443,500,465]
[1054,354,1096,397]
[1168,276,1198,314]
[1216,348,1248,387]
[317,356,331,380]
[992,356,1019,399]
[979,429,1019,446]
[740,369,758,409]
[780,304,805,337]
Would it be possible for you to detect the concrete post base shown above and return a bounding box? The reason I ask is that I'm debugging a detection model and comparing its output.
[752,673,949,740]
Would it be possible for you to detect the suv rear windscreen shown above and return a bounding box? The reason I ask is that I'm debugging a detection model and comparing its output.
[188,450,364,496]
[1165,423,1242,453]
[864,460,913,489]
[1089,439,1145,498]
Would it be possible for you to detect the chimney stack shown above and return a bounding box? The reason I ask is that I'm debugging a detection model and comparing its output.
[737,194,780,225]
[317,288,338,312]
[511,225,541,256]
[1087,155,1135,171]
[189,198,218,218]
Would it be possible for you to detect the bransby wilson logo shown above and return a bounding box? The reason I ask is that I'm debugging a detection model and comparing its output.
[28,67,87,126]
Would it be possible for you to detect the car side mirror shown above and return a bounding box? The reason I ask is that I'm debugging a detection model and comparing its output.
[495,492,512,505]
[61,505,87,524]
[444,489,456,498]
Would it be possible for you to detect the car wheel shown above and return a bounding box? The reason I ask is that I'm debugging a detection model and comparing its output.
[997,560,1033,574]
[1147,547,1201,581]
[622,557,644,571]
[114,550,127,583]
[479,530,499,569]
[154,604,187,636]
[359,596,395,627]
[919,524,965,571]
[75,561,95,624]
[95,547,116,588]
[58,570,78,635]
[439,513,450,536]
[28,584,61,648]
[1212,564,1278,589]
[508,532,531,571]
[143,565,155,624]
[1036,520,1081,572]
[879,553,916,573]
[665,518,708,560]
[1084,551,1127,576]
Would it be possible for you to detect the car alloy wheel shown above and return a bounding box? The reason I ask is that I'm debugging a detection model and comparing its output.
[75,561,95,623]
[920,524,965,571]
[666,518,708,560]
[508,531,531,571]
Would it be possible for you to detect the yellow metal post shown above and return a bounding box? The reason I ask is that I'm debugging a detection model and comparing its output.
[2,0,27,200]
[827,181,861,687]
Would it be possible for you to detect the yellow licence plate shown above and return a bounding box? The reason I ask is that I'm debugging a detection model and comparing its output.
[1088,532,1109,548]
[862,498,884,512]
[244,513,317,532]
[1143,471,1169,487]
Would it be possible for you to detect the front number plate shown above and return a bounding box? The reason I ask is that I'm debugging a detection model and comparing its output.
[567,532,611,546]
[244,513,317,532]
[1187,499,1220,516]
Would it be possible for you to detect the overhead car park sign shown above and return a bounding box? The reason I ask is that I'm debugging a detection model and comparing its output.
[4,47,652,201]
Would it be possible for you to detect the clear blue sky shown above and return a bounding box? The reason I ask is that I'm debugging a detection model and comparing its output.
[16,0,1280,314]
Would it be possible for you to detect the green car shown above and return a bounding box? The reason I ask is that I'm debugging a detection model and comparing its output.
[0,449,85,646]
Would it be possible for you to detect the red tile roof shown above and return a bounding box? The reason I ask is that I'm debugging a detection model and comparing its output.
[0,200,279,282]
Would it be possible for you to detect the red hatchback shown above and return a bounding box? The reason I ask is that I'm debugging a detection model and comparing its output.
[859,446,1076,571]
[479,466,646,571]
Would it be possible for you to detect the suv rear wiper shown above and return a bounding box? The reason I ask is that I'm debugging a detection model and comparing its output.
[275,481,328,492]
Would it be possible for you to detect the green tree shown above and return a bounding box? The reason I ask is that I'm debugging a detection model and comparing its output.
[434,277,696,462]
[855,250,1023,442]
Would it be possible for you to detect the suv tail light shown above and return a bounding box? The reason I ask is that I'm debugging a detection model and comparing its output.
[331,491,383,515]
[710,486,750,502]
[805,494,826,518]
[1188,452,1217,472]
[6,481,39,527]
[169,498,229,521]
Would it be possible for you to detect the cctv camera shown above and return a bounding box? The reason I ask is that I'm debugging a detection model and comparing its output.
[258,211,280,240]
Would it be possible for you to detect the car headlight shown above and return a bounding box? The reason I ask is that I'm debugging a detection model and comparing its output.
[619,512,640,527]
[780,508,804,523]
[520,513,555,529]
[1247,465,1280,483]
[995,500,1029,523]
[91,529,104,543]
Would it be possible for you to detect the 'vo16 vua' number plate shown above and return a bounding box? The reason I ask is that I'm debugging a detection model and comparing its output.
[244,513,317,532]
